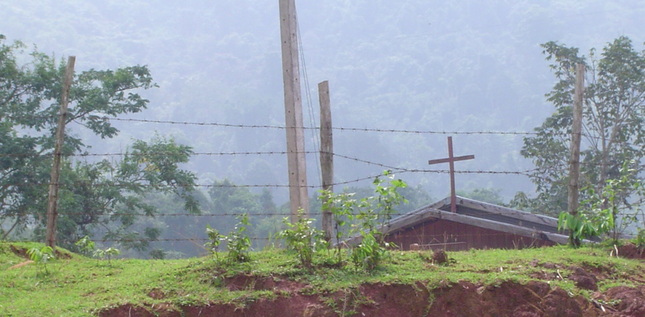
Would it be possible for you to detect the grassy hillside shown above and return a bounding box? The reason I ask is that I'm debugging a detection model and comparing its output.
[1,241,643,316]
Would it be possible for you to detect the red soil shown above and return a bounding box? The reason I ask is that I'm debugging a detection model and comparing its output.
[100,244,645,317]
[100,276,645,317]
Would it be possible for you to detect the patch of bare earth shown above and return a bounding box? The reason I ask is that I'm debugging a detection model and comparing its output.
[618,243,645,260]
[223,273,306,292]
[9,244,73,259]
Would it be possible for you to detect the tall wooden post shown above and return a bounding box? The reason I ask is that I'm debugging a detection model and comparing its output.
[46,56,76,250]
[318,80,333,241]
[279,0,309,221]
[568,63,585,245]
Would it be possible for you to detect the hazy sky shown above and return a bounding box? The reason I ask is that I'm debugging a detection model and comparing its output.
[2,0,644,204]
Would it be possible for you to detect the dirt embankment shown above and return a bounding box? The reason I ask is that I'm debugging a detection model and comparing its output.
[100,274,645,317]
[100,244,645,317]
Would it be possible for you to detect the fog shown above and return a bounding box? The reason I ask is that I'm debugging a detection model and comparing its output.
[2,0,644,207]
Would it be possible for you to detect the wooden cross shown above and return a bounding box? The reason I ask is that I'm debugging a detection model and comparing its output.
[427,136,475,212]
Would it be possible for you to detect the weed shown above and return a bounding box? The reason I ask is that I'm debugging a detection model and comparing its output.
[331,287,374,317]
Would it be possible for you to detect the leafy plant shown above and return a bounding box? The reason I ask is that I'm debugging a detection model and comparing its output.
[558,211,611,248]
[224,213,252,263]
[372,171,408,243]
[27,246,55,275]
[320,171,406,271]
[591,162,645,242]
[75,236,96,256]
[636,228,645,249]
[93,247,121,266]
[75,236,122,266]
[277,209,328,269]
[350,231,390,271]
[205,224,223,261]
[320,190,356,264]
[561,161,645,247]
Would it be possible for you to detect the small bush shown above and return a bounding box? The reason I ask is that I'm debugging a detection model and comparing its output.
[278,210,328,269]
[224,213,252,263]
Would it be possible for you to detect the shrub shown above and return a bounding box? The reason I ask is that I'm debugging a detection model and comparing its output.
[224,213,252,263]
[278,209,328,269]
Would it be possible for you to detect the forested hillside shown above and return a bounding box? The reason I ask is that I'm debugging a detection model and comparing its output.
[1,0,644,257]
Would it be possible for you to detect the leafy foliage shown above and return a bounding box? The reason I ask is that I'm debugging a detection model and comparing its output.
[558,161,645,247]
[349,231,387,271]
[27,246,55,275]
[557,212,611,248]
[518,36,645,217]
[205,224,223,261]
[223,213,252,263]
[75,236,121,266]
[0,36,199,252]
[320,190,356,264]
[277,209,328,269]
[636,229,645,248]
[74,236,95,256]
[320,171,407,271]
[93,247,121,266]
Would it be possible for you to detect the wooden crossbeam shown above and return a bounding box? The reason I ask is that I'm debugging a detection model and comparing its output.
[428,136,474,212]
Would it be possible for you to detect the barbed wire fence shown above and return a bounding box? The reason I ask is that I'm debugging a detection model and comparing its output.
[2,115,564,251]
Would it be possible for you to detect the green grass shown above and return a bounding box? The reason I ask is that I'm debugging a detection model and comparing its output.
[1,242,643,316]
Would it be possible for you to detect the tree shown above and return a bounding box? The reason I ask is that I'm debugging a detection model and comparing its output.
[0,35,199,252]
[208,179,262,216]
[207,179,277,248]
[518,36,645,220]
[46,136,198,252]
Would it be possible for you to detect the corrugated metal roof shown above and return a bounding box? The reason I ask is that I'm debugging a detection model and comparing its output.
[343,195,570,247]
[449,206,561,234]
[431,196,562,234]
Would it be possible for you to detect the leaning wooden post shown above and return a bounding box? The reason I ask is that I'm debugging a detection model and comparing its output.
[318,80,333,241]
[567,63,585,246]
[46,56,76,251]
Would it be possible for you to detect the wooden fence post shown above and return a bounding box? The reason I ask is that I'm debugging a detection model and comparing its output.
[318,80,333,241]
[46,56,76,251]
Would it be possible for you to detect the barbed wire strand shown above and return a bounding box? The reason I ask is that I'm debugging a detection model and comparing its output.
[72,231,562,243]
[5,115,538,135]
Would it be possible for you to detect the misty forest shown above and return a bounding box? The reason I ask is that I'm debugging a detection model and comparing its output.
[1,0,645,258]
